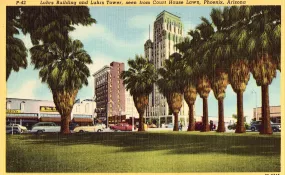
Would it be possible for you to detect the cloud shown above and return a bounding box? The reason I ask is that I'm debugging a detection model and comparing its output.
[88,52,117,75]
[128,14,156,29]
[7,80,37,99]
[76,53,116,100]
[70,24,138,48]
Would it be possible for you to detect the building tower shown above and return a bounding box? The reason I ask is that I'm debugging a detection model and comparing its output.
[145,10,190,126]
[93,62,125,126]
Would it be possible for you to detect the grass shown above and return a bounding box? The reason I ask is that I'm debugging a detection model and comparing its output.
[6,131,281,173]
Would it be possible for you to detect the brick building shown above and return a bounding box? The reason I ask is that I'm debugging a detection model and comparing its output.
[93,62,125,126]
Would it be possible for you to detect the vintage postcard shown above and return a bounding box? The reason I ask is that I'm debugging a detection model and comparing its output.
[0,0,284,175]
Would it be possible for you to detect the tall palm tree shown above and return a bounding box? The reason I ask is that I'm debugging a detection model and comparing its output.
[229,59,250,133]
[6,7,28,80]
[30,39,92,134]
[212,6,250,134]
[206,7,236,132]
[176,37,197,131]
[157,53,184,131]
[232,6,281,134]
[20,7,96,48]
[120,55,157,131]
[195,18,214,132]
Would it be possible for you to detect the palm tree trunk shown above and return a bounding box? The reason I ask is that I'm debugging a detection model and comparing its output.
[235,91,245,133]
[187,104,195,131]
[260,85,272,134]
[138,112,145,131]
[173,112,179,131]
[201,97,210,132]
[52,89,78,134]
[217,98,225,132]
[61,113,70,134]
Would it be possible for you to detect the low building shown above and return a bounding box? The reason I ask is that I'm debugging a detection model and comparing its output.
[6,98,95,129]
[72,99,96,125]
[253,106,281,123]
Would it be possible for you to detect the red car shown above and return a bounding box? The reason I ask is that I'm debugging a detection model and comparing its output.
[110,123,136,131]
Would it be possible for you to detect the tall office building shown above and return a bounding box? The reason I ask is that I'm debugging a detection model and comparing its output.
[144,10,191,126]
[93,62,125,126]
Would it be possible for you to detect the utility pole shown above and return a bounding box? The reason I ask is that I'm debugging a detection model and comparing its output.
[251,90,258,121]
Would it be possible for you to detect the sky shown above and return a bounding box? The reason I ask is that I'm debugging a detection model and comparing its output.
[7,6,281,123]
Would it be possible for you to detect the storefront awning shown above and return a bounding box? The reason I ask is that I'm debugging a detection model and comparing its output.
[6,116,38,120]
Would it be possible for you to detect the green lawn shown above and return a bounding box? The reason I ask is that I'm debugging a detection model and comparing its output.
[6,131,281,173]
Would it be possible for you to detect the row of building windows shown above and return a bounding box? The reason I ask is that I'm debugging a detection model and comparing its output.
[6,101,25,111]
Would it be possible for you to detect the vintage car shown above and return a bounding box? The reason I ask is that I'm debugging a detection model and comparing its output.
[110,123,136,131]
[6,125,22,134]
[7,124,28,133]
[73,123,106,133]
[30,122,61,134]
[250,121,281,132]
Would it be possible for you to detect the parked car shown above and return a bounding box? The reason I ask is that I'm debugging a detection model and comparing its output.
[110,123,136,131]
[7,124,28,133]
[165,123,173,128]
[195,121,216,131]
[250,121,281,132]
[6,125,22,134]
[73,123,106,133]
[228,122,250,130]
[148,123,157,128]
[30,122,61,134]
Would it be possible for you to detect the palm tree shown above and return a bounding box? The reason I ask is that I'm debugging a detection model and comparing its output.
[6,7,28,80]
[245,6,280,134]
[120,55,157,131]
[157,53,184,131]
[210,6,250,134]
[206,7,235,132]
[20,7,96,48]
[176,37,197,131]
[30,39,93,134]
[229,59,250,133]
[232,6,281,134]
[195,18,214,132]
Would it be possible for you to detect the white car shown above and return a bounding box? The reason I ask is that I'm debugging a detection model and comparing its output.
[30,122,61,134]
[7,124,28,133]
[73,124,106,133]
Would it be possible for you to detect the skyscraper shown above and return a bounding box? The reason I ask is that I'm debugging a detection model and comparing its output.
[145,10,191,126]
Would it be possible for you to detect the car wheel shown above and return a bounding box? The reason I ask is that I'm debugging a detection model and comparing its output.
[97,129,102,132]
[79,130,84,133]
[37,130,43,134]
[273,128,277,132]
[251,127,256,132]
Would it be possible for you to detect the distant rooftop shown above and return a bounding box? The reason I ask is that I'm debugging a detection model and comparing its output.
[156,10,181,19]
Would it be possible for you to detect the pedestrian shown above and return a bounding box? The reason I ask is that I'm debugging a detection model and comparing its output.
[210,120,213,131]
[179,122,183,131]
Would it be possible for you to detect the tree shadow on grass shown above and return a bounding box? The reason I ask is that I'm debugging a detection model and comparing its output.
[8,132,281,157]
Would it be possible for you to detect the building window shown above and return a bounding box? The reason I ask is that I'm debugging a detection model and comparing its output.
[6,101,11,109]
[20,101,25,112]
